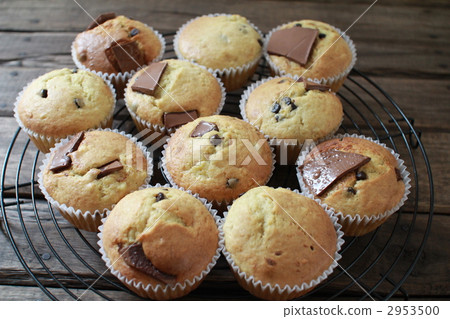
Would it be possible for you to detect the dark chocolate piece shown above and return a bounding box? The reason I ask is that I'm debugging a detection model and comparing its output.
[295,23,302,27]
[163,110,198,129]
[282,97,292,105]
[210,134,222,146]
[131,62,168,95]
[74,98,84,108]
[257,38,263,46]
[275,114,280,122]
[275,251,283,256]
[155,192,166,202]
[86,12,116,30]
[40,89,48,98]
[129,28,140,37]
[119,243,176,284]
[97,160,123,179]
[355,171,367,180]
[49,132,84,173]
[271,102,281,113]
[347,187,357,195]
[278,79,287,84]
[319,33,326,39]
[304,80,331,92]
[301,149,371,196]
[265,258,276,266]
[395,168,403,181]
[190,121,218,138]
[226,178,239,189]
[267,27,318,66]
[105,40,145,73]
[72,68,78,73]
[291,102,298,111]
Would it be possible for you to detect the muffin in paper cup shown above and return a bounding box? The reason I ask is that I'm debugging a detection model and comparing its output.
[71,14,165,99]
[239,75,343,165]
[38,128,153,232]
[14,68,116,153]
[221,186,344,300]
[296,133,411,236]
[174,13,264,91]
[97,184,224,300]
[160,115,276,213]
[124,59,226,138]
[264,20,357,92]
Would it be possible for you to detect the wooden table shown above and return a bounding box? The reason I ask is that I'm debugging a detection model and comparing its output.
[0,0,448,301]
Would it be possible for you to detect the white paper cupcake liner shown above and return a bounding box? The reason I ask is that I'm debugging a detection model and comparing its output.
[263,22,357,92]
[13,72,117,153]
[174,13,264,91]
[124,61,226,136]
[296,133,411,237]
[71,24,166,98]
[160,130,276,212]
[97,183,224,300]
[239,75,343,165]
[38,128,153,232]
[220,187,345,300]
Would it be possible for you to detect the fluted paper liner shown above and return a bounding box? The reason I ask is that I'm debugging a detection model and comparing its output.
[174,13,264,91]
[220,188,345,300]
[71,24,165,98]
[263,22,357,92]
[38,128,153,232]
[124,61,226,136]
[13,74,116,153]
[160,131,276,213]
[296,133,411,236]
[97,183,224,300]
[239,75,343,164]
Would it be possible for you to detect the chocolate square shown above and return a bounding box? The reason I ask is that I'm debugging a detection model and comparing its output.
[131,62,168,95]
[86,12,116,31]
[190,121,218,138]
[49,132,84,173]
[163,110,198,129]
[105,40,145,73]
[268,27,318,66]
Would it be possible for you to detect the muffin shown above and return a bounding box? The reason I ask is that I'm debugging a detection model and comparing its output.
[72,13,165,97]
[174,13,263,91]
[39,129,152,232]
[125,59,225,136]
[14,68,115,153]
[297,135,410,236]
[98,186,222,300]
[240,76,343,164]
[162,115,274,208]
[264,20,356,91]
[222,186,343,300]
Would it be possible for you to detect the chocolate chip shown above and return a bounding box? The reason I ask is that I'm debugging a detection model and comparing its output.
[278,79,286,84]
[119,243,176,284]
[97,160,123,179]
[295,23,302,27]
[155,192,166,202]
[74,98,84,108]
[291,102,298,111]
[347,187,357,195]
[40,89,48,98]
[275,115,280,122]
[190,121,218,138]
[72,68,78,73]
[271,102,281,113]
[257,38,264,47]
[282,97,292,105]
[395,168,403,181]
[49,132,84,173]
[265,258,276,266]
[310,245,315,251]
[275,251,283,256]
[210,134,222,146]
[226,178,239,189]
[356,171,367,180]
[319,33,326,39]
[129,28,140,37]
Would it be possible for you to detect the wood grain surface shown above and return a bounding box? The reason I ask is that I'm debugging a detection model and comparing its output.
[0,0,449,301]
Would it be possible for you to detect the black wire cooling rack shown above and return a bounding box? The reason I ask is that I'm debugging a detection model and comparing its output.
[0,33,434,301]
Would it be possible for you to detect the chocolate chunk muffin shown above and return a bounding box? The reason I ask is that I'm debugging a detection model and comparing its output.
[14,68,115,152]
[241,76,343,164]
[264,20,356,91]
[99,186,222,300]
[72,13,164,96]
[297,135,409,236]
[222,186,343,300]
[125,59,225,135]
[174,14,263,91]
[39,129,152,232]
[163,115,274,207]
